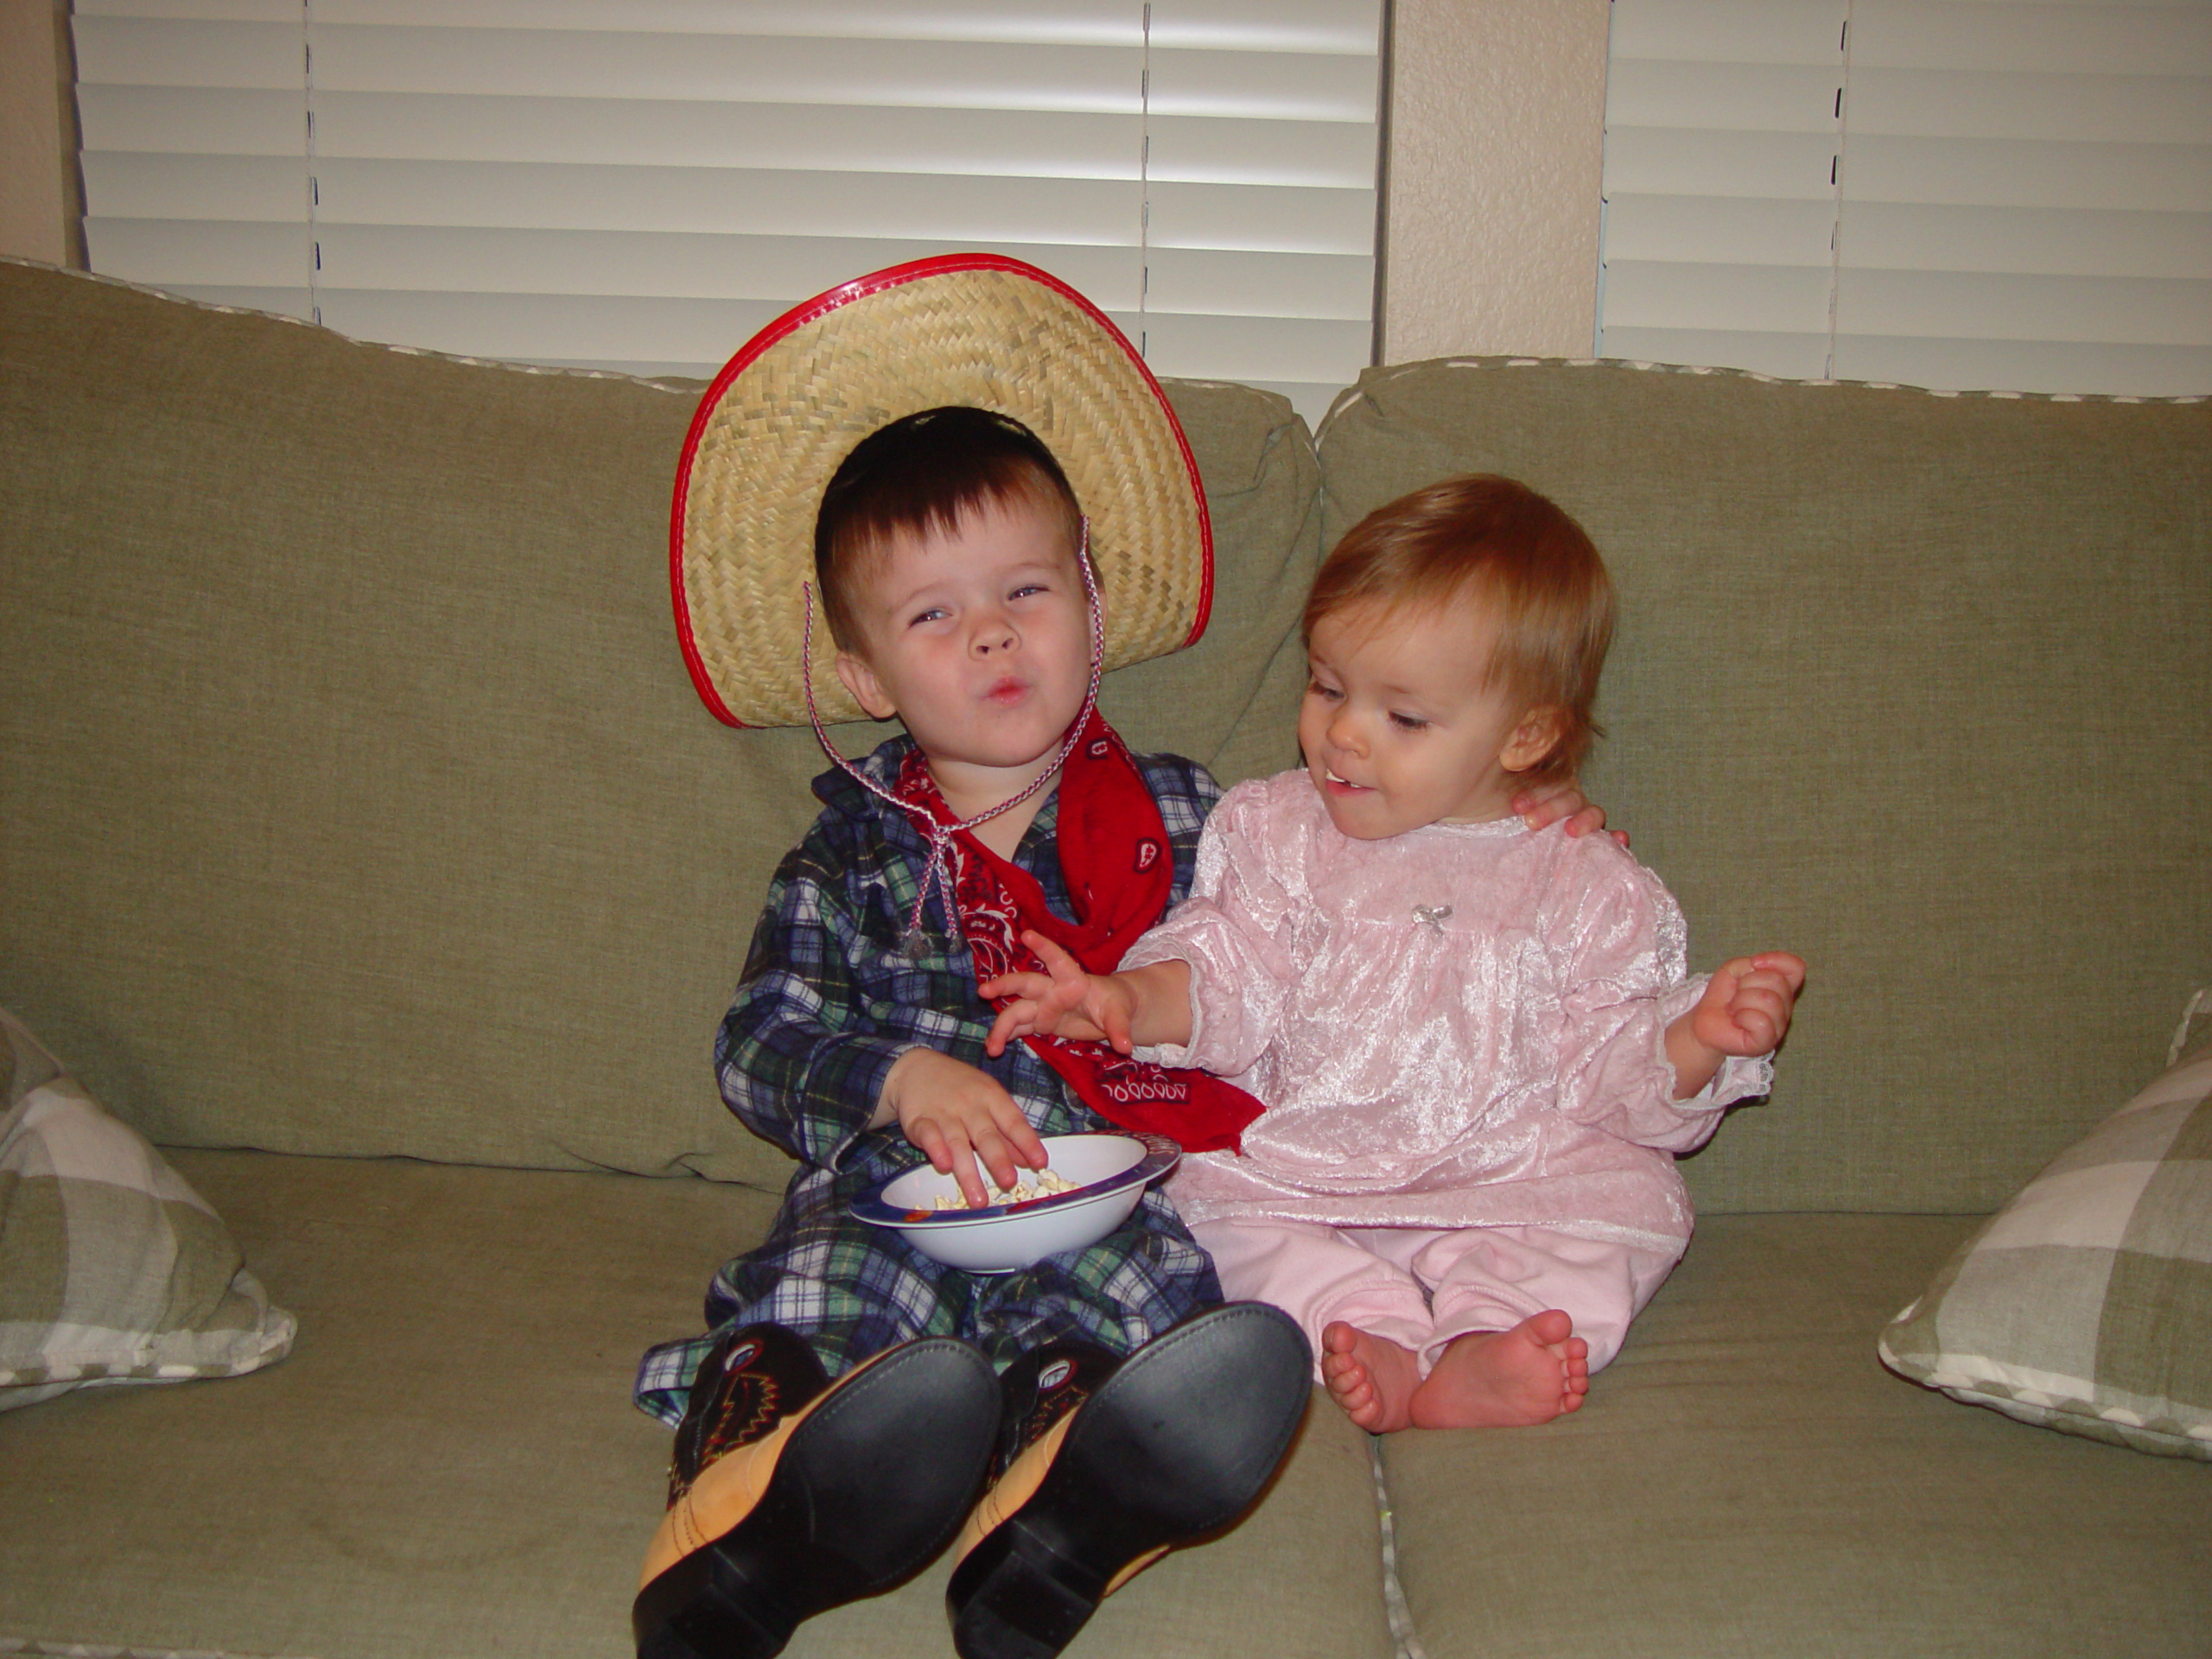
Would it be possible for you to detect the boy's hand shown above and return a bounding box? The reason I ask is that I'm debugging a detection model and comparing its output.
[1689,951,1807,1058]
[877,1047,1050,1209]
[1512,778,1627,847]
[980,931,1138,1055]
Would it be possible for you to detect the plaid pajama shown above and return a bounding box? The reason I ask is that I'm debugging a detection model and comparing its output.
[635,734,1225,1427]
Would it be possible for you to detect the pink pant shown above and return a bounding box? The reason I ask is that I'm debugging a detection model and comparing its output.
[1192,1217,1683,1381]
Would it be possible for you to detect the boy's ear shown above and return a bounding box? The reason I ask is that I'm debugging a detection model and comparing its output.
[1501,705,1568,773]
[834,650,899,721]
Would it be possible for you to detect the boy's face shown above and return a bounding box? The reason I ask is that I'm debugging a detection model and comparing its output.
[833,492,1092,784]
[1300,594,1561,840]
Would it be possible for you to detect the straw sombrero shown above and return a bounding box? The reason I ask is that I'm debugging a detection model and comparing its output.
[671,253,1214,728]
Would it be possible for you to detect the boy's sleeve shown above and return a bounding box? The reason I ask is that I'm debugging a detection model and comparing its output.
[1552,849,1773,1151]
[715,850,919,1173]
[1137,751,1223,908]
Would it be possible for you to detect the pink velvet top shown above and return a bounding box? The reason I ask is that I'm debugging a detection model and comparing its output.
[1123,771,1773,1250]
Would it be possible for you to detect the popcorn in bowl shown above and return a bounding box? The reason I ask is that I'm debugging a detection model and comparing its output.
[931,1170,1081,1211]
[851,1132,1181,1273]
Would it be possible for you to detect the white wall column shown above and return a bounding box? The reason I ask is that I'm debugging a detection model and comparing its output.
[1,0,77,266]
[1380,0,1609,363]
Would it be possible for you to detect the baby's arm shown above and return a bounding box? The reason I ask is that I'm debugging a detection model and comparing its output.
[1663,952,1806,1099]
[980,931,1194,1055]
[1551,849,1789,1148]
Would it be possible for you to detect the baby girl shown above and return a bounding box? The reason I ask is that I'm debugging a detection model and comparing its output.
[983,475,1803,1433]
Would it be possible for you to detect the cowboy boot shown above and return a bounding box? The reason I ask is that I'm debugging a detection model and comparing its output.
[945,1303,1313,1659]
[634,1322,1001,1659]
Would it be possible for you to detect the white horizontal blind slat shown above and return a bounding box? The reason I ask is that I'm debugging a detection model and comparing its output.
[292,226,1163,307]
[78,0,1376,50]
[1600,0,2212,395]
[77,84,305,153]
[321,161,1149,246]
[1838,268,2208,344]
[73,1,1380,425]
[1841,201,2211,279]
[84,217,310,288]
[306,29,1147,111]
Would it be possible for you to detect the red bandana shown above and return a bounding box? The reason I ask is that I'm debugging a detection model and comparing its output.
[894,713,1262,1154]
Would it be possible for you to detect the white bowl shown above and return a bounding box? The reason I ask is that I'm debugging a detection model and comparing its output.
[850,1132,1180,1274]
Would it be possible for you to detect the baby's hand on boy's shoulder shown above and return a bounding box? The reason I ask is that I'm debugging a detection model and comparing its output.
[980,931,1135,1056]
[1690,951,1807,1058]
[877,1047,1049,1210]
[1512,779,1627,849]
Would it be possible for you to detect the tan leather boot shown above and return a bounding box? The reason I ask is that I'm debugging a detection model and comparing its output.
[946,1305,1312,1659]
[634,1324,1001,1659]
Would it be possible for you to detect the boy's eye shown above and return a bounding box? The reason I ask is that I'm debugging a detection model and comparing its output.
[1306,677,1342,701]
[908,607,947,627]
[1389,712,1428,732]
[1009,583,1046,601]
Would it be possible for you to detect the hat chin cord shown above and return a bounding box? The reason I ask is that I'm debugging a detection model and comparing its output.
[800,518,1107,957]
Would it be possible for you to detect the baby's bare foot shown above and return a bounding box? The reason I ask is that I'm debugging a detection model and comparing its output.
[1408,1311,1591,1430]
[1319,1321,1421,1433]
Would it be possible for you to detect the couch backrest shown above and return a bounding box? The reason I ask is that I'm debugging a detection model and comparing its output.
[1319,359,2211,1213]
[10,261,2208,1215]
[0,262,1318,1188]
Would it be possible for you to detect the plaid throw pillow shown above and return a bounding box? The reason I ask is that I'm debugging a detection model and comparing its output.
[1878,997,2212,1459]
[0,1009,295,1410]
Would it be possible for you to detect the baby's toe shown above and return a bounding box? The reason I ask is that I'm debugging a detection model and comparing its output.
[1525,1310,1575,1347]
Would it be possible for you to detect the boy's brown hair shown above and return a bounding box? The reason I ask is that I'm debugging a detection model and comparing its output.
[814,406,1084,652]
[1304,474,1614,785]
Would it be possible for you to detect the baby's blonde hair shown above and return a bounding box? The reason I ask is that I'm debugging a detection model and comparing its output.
[1303,476,1615,785]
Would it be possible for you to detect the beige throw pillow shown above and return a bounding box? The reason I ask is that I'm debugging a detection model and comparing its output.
[1878,994,2212,1458]
[0,1009,296,1409]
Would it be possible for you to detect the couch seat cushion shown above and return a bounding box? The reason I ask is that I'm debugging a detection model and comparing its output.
[1381,1213,2211,1659]
[0,1150,1388,1659]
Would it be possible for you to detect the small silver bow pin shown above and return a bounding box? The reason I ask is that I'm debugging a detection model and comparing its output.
[1412,904,1453,932]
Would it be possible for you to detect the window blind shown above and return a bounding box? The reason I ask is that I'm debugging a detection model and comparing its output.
[73,0,1382,423]
[1599,0,2210,395]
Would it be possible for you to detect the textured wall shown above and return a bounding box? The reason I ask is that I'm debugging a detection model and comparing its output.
[1382,0,1609,364]
[0,0,73,265]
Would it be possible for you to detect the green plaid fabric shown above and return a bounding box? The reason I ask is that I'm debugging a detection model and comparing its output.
[0,1010,295,1410]
[1879,1001,2212,1459]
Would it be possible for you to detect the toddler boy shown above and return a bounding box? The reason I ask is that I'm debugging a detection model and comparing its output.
[632,258,1312,1659]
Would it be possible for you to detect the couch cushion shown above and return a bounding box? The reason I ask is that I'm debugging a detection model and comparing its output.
[0,262,1319,1179]
[1103,379,1324,788]
[0,1150,1391,1659]
[1318,359,2212,1213]
[1380,1213,2212,1659]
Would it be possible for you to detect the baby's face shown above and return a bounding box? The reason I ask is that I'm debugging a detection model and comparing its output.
[1300,594,1554,840]
[833,493,1092,782]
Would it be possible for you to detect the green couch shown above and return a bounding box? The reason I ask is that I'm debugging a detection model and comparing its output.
[2,257,2205,1658]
